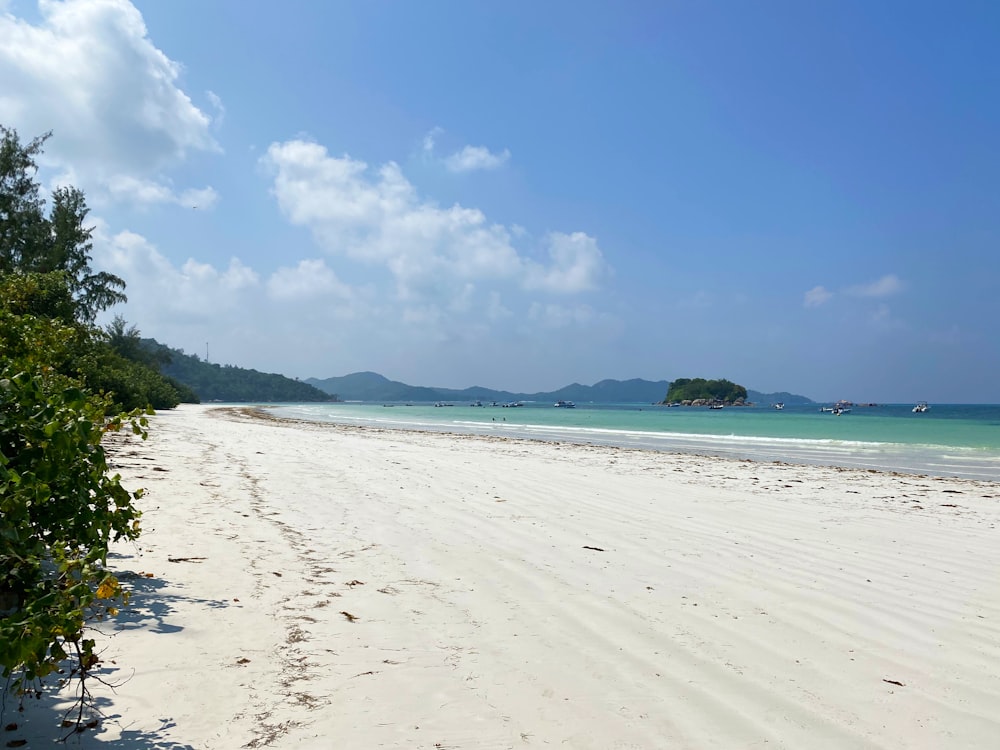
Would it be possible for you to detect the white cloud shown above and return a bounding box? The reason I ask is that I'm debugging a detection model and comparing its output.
[91,226,367,357]
[101,175,219,209]
[847,274,903,298]
[524,232,607,294]
[181,186,219,210]
[804,285,833,307]
[0,0,218,203]
[89,220,615,382]
[94,226,258,320]
[206,89,225,129]
[422,126,443,153]
[420,128,509,173]
[262,139,607,302]
[444,145,511,173]
[267,259,353,301]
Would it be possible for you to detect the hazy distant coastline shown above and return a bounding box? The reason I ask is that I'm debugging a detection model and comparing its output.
[305,370,815,406]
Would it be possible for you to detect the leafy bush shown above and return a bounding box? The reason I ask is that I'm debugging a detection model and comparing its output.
[0,309,146,694]
[0,126,158,712]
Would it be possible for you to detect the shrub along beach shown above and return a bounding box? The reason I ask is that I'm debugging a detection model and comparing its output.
[7,403,1000,747]
[1,127,190,725]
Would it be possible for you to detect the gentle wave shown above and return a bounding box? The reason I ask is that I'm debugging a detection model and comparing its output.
[267,404,1000,481]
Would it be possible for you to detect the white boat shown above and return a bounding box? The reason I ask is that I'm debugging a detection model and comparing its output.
[824,400,852,414]
[772,403,784,410]
[913,402,929,413]
[554,400,576,408]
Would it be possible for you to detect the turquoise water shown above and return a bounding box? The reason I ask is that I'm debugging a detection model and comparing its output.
[266,402,1000,481]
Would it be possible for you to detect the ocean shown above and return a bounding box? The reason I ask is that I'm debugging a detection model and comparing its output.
[266,401,1000,481]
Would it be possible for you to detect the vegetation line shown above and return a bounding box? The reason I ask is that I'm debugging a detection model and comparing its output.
[0,125,177,730]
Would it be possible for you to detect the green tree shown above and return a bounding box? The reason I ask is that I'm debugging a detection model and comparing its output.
[45,185,126,321]
[0,127,49,275]
[0,126,126,322]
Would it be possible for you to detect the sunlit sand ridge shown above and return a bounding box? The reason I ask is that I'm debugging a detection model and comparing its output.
[10,403,1000,748]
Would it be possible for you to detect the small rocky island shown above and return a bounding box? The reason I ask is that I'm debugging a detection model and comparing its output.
[661,378,750,407]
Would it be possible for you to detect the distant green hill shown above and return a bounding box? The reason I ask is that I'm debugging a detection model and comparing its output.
[143,339,336,403]
[306,371,443,402]
[306,371,816,405]
[314,373,682,403]
[747,389,815,405]
[306,372,674,403]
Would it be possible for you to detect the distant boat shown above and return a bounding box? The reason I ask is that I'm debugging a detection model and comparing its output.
[709,404,724,410]
[913,402,929,413]
[554,400,576,408]
[772,403,784,410]
[823,400,852,414]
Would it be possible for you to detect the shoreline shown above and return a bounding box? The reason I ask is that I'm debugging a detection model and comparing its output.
[7,403,1000,748]
[255,404,1000,482]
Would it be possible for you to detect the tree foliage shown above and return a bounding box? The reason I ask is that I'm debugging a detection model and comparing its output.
[663,378,748,404]
[0,126,125,322]
[0,126,172,711]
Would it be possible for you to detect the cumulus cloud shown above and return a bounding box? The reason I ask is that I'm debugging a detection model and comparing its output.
[421,128,510,172]
[444,145,511,172]
[266,259,353,301]
[846,274,903,298]
[102,175,219,209]
[804,285,834,307]
[0,0,218,203]
[524,232,606,294]
[261,139,607,302]
[94,225,259,320]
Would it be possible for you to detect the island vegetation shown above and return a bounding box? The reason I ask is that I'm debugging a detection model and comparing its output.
[662,378,749,405]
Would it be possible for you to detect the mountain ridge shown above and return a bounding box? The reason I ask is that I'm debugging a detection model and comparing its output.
[306,371,815,405]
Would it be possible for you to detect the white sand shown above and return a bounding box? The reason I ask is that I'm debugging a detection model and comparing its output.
[6,403,1000,749]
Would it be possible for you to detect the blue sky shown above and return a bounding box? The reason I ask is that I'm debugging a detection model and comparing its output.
[2,1,997,402]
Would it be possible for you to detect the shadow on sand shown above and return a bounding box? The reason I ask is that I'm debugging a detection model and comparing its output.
[1,556,231,748]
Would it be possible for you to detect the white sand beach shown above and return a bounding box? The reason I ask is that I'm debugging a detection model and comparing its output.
[7,403,1000,749]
